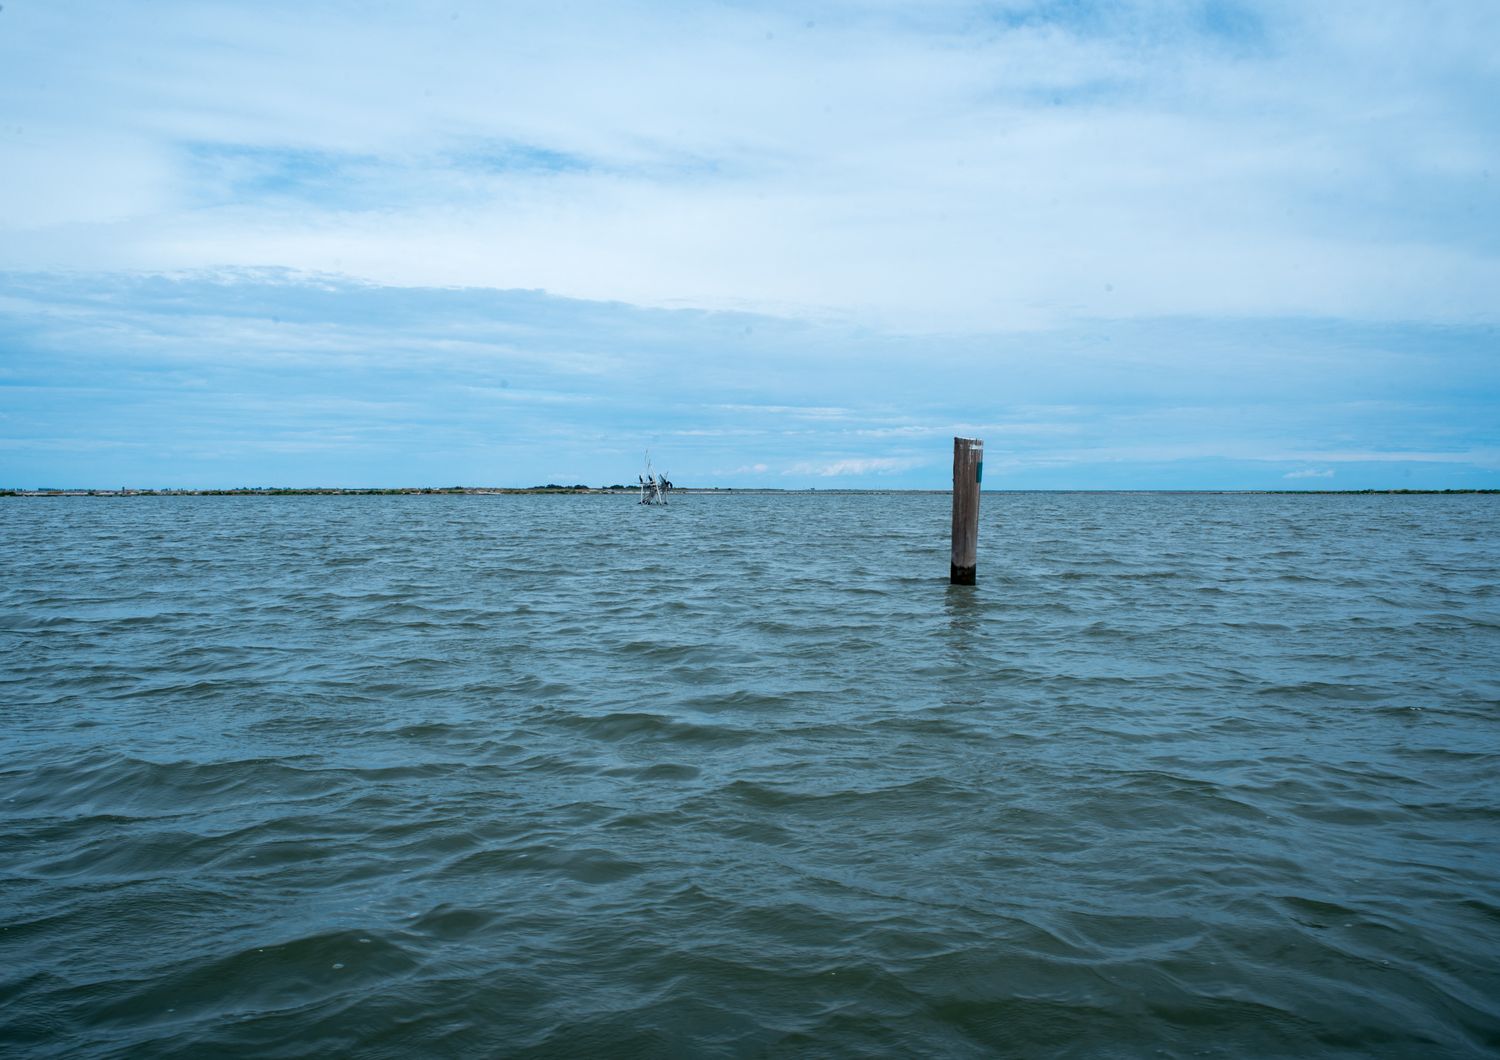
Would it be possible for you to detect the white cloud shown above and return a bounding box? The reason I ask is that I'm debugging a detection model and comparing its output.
[1284,468,1335,479]
[0,2,1496,328]
[784,457,927,477]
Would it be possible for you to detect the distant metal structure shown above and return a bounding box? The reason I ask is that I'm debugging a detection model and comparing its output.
[639,452,672,505]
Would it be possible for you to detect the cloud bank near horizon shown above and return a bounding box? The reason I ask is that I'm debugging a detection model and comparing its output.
[3,270,1494,489]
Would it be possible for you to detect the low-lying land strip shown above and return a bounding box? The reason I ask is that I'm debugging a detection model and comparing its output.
[4,488,1496,498]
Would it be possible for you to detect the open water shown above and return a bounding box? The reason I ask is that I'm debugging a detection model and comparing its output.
[1,492,1498,1057]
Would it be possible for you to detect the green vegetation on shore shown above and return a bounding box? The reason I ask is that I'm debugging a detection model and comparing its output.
[3,486,616,497]
[4,487,1497,498]
[1262,488,1499,495]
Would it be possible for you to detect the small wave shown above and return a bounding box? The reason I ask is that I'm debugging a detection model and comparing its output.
[552,710,756,746]
[437,843,645,885]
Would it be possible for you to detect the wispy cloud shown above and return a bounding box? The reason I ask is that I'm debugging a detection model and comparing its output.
[1,2,1497,327]
[715,405,852,419]
[1284,468,1335,479]
[784,457,928,478]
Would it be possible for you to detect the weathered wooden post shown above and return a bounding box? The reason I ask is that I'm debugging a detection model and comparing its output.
[950,436,983,584]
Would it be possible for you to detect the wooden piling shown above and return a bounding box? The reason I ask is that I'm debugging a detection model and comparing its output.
[950,436,983,584]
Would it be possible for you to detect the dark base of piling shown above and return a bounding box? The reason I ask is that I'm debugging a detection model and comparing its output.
[950,563,976,585]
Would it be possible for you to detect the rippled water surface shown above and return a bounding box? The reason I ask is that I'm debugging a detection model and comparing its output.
[2,493,1498,1057]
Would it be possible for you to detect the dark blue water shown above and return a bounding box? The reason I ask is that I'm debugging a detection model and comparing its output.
[2,493,1498,1056]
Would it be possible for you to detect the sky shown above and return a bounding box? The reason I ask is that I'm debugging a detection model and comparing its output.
[1,0,1497,489]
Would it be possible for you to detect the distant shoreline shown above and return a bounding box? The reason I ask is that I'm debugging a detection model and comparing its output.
[4,487,1497,498]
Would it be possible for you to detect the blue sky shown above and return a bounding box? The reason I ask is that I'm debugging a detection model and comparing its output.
[2,0,1497,488]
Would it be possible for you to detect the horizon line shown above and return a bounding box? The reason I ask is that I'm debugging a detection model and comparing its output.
[6,486,1497,497]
